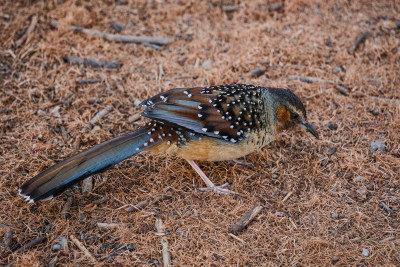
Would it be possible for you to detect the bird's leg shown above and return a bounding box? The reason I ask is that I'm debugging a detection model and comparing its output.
[186,160,235,195]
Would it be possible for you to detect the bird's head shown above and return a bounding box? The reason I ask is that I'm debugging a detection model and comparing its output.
[269,88,319,139]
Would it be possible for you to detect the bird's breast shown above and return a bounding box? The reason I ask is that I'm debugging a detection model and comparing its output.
[175,129,275,161]
[143,121,276,161]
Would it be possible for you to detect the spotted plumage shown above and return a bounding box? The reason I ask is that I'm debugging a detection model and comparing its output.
[19,84,319,202]
[141,84,269,145]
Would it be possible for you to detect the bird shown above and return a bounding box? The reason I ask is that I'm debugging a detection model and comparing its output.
[19,84,319,203]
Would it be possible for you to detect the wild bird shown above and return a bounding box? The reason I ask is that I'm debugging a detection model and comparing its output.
[19,84,319,203]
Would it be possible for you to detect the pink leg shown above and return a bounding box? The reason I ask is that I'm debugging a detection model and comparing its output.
[186,160,235,195]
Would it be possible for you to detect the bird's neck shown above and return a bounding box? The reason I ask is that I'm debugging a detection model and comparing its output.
[261,91,281,136]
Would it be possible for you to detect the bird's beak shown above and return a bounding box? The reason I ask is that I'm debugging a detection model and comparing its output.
[300,122,319,139]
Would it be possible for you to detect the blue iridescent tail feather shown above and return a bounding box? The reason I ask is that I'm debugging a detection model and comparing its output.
[19,127,154,203]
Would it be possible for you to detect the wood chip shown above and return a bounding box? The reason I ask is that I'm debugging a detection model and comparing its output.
[3,229,13,250]
[61,196,74,220]
[81,177,93,194]
[97,222,121,228]
[155,218,171,267]
[230,204,263,233]
[70,234,97,263]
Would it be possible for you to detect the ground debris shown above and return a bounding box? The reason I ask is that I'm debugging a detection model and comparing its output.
[15,15,37,47]
[64,56,121,69]
[230,204,263,233]
[379,202,391,213]
[348,32,369,54]
[334,85,348,95]
[70,234,97,263]
[250,67,266,78]
[155,218,171,267]
[126,189,174,212]
[15,236,46,252]
[370,139,385,153]
[81,105,113,133]
[51,19,174,45]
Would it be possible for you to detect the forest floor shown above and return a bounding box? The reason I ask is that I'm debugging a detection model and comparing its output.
[1,0,399,266]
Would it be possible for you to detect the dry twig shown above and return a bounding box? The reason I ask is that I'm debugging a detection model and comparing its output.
[155,218,171,267]
[15,236,46,252]
[92,195,110,204]
[48,256,58,267]
[230,204,263,233]
[61,196,74,219]
[228,233,246,243]
[282,191,293,202]
[51,19,174,45]
[335,85,348,95]
[366,95,399,104]
[76,78,103,84]
[222,5,240,12]
[15,15,37,47]
[0,13,13,19]
[3,230,13,250]
[70,234,97,263]
[287,75,334,84]
[348,31,369,54]
[40,101,62,110]
[64,56,120,69]
[126,189,174,212]
[97,222,121,228]
[81,105,113,133]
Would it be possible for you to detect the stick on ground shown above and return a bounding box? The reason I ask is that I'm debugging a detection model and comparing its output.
[366,95,399,104]
[51,20,174,45]
[97,222,121,228]
[15,236,46,252]
[61,196,74,220]
[155,218,171,267]
[70,234,97,263]
[287,75,334,84]
[64,56,121,69]
[335,85,348,95]
[230,204,263,234]
[228,233,246,243]
[15,15,38,47]
[81,105,113,133]
[3,229,13,250]
[282,191,293,202]
[348,31,369,54]
[126,189,174,212]
[76,78,103,84]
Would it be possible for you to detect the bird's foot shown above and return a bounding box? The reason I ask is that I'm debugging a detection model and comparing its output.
[195,182,235,195]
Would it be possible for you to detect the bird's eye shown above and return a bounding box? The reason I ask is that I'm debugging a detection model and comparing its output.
[291,113,299,120]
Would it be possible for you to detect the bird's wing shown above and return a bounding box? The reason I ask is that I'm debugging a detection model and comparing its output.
[141,84,265,142]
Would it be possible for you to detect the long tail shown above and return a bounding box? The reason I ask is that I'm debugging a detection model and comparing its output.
[19,126,155,203]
